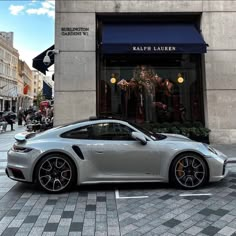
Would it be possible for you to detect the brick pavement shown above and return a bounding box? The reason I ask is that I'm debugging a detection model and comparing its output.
[0,126,236,235]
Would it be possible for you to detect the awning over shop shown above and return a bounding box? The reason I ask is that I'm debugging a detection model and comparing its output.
[101,24,208,54]
[32,45,54,75]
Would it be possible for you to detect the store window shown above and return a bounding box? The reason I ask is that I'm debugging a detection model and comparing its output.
[98,54,204,124]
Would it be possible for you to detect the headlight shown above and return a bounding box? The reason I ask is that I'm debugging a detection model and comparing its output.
[207,145,218,155]
[12,144,33,153]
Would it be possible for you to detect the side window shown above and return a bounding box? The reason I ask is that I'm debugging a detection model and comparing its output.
[91,123,134,140]
[61,123,134,140]
[61,127,90,139]
[112,123,134,140]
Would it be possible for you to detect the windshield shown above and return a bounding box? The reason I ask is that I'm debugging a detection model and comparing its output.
[129,122,166,141]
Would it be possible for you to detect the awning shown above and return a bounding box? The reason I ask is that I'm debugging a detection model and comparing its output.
[101,24,208,54]
[32,45,54,74]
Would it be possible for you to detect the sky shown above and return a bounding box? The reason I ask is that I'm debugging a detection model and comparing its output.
[0,0,55,73]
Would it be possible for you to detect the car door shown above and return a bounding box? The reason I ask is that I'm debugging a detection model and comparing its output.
[87,122,161,181]
[62,122,161,182]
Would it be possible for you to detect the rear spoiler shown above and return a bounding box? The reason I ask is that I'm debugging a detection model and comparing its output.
[14,132,36,143]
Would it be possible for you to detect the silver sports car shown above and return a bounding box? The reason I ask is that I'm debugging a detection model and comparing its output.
[6,118,228,193]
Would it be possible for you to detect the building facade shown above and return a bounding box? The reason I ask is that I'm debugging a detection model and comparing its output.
[18,60,33,110]
[0,32,18,112]
[32,70,44,102]
[54,1,236,143]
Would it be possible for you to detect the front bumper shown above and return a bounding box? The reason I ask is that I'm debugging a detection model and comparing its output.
[208,150,229,182]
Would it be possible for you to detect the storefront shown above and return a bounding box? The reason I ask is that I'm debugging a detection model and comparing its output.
[97,17,207,126]
[50,1,236,143]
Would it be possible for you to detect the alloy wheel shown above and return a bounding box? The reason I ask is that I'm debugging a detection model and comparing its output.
[38,157,72,192]
[174,155,206,188]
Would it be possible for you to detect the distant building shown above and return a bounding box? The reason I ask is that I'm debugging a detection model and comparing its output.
[0,32,18,112]
[18,60,33,110]
[32,70,44,103]
[0,32,13,47]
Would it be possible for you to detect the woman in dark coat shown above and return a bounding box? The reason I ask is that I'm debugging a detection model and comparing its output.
[4,113,15,131]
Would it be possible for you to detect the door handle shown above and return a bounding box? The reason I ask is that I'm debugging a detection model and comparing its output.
[95,151,104,154]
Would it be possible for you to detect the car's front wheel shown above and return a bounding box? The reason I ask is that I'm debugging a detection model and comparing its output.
[35,154,76,193]
[170,153,208,189]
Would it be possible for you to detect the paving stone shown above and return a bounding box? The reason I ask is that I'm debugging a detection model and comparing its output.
[24,215,38,223]
[95,232,107,236]
[163,219,181,228]
[218,226,236,236]
[201,226,220,236]
[220,214,235,222]
[151,225,170,235]
[61,211,74,218]
[6,209,20,216]
[212,219,229,228]
[1,227,19,236]
[44,223,59,232]
[82,226,95,235]
[185,226,202,235]
[136,224,154,234]
[97,197,106,202]
[48,215,61,223]
[120,224,138,235]
[70,222,83,232]
[56,225,70,235]
[29,226,44,235]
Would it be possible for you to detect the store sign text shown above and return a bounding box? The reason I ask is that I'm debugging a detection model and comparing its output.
[132,46,176,52]
[61,27,89,36]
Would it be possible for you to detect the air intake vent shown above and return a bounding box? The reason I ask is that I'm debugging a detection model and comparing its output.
[72,145,84,160]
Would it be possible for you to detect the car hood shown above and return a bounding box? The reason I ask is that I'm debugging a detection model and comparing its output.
[161,133,191,142]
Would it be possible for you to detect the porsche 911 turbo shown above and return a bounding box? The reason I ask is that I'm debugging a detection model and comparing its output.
[6,117,228,193]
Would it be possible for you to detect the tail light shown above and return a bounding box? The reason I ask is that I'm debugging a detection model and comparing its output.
[12,144,33,153]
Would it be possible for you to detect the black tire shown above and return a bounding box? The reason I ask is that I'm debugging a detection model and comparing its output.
[35,153,76,193]
[170,153,208,189]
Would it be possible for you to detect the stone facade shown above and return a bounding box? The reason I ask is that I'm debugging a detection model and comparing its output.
[55,0,236,143]
[0,33,18,112]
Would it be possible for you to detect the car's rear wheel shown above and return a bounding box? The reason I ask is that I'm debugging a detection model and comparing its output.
[36,154,76,193]
[171,153,208,189]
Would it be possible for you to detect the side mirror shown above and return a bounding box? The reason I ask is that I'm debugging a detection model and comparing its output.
[132,132,147,145]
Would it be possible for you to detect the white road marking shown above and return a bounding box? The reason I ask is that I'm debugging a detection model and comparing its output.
[179,193,212,197]
[115,190,149,199]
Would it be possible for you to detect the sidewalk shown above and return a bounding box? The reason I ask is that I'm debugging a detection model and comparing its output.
[0,124,25,151]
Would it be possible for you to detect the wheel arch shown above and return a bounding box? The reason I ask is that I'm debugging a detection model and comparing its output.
[32,151,79,185]
[168,151,210,184]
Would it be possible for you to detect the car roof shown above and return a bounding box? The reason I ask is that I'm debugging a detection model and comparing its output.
[60,116,128,127]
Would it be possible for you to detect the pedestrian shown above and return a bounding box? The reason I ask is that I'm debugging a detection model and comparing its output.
[0,112,7,132]
[4,112,15,131]
[18,107,24,126]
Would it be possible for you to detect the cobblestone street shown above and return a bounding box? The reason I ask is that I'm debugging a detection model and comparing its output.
[1,126,236,236]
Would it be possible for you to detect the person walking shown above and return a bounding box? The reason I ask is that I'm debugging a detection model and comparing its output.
[17,107,24,126]
[4,112,15,131]
[0,112,7,132]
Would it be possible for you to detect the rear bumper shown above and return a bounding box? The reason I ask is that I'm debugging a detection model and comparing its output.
[6,149,41,183]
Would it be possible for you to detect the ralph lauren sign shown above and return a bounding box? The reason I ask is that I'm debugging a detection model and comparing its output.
[132,45,176,52]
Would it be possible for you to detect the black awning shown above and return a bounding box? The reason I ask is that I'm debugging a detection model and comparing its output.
[101,24,208,54]
[32,45,54,74]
